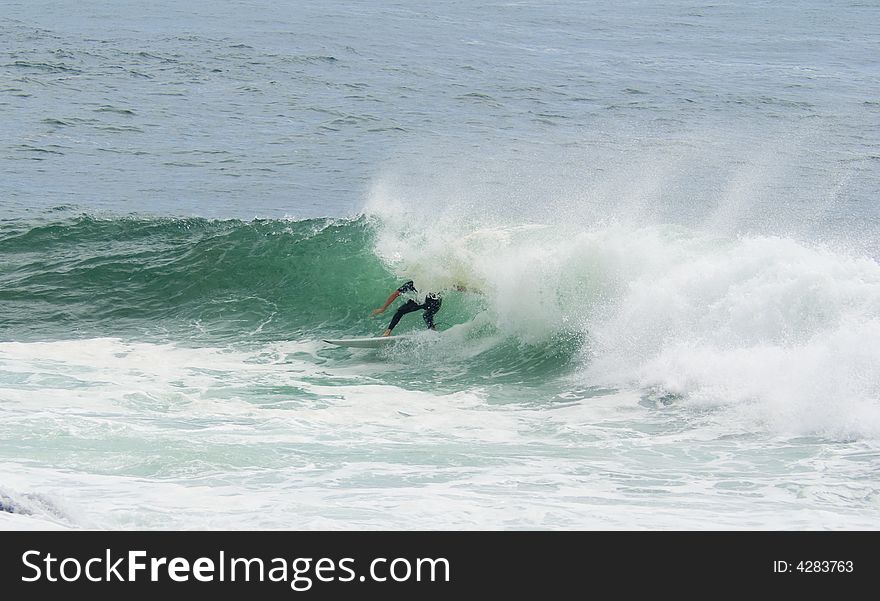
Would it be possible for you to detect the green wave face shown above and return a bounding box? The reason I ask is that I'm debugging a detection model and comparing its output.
[0,213,533,339]
[0,215,388,340]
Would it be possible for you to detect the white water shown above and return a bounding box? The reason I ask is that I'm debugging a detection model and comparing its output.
[2,337,878,530]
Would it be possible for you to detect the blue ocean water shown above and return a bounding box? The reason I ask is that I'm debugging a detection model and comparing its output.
[1,1,879,529]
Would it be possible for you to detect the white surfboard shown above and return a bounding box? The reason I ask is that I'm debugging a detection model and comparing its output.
[323,336,402,348]
[323,330,443,348]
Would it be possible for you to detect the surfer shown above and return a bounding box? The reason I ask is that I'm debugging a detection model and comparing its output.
[371,281,467,336]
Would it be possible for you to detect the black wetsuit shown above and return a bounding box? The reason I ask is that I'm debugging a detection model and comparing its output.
[387,281,442,332]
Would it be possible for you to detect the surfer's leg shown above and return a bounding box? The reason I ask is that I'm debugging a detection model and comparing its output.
[422,296,442,329]
[387,300,422,333]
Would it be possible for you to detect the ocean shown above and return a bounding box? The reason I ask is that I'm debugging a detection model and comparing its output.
[1,0,879,529]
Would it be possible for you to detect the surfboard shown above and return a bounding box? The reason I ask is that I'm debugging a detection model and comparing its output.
[324,329,441,348]
[323,336,402,348]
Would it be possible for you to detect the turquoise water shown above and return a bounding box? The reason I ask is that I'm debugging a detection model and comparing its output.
[1,1,879,529]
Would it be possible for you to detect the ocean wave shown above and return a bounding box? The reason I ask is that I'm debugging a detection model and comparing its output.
[0,214,387,339]
[2,209,880,438]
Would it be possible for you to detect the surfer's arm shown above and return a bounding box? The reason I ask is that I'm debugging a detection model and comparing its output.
[371,290,400,315]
